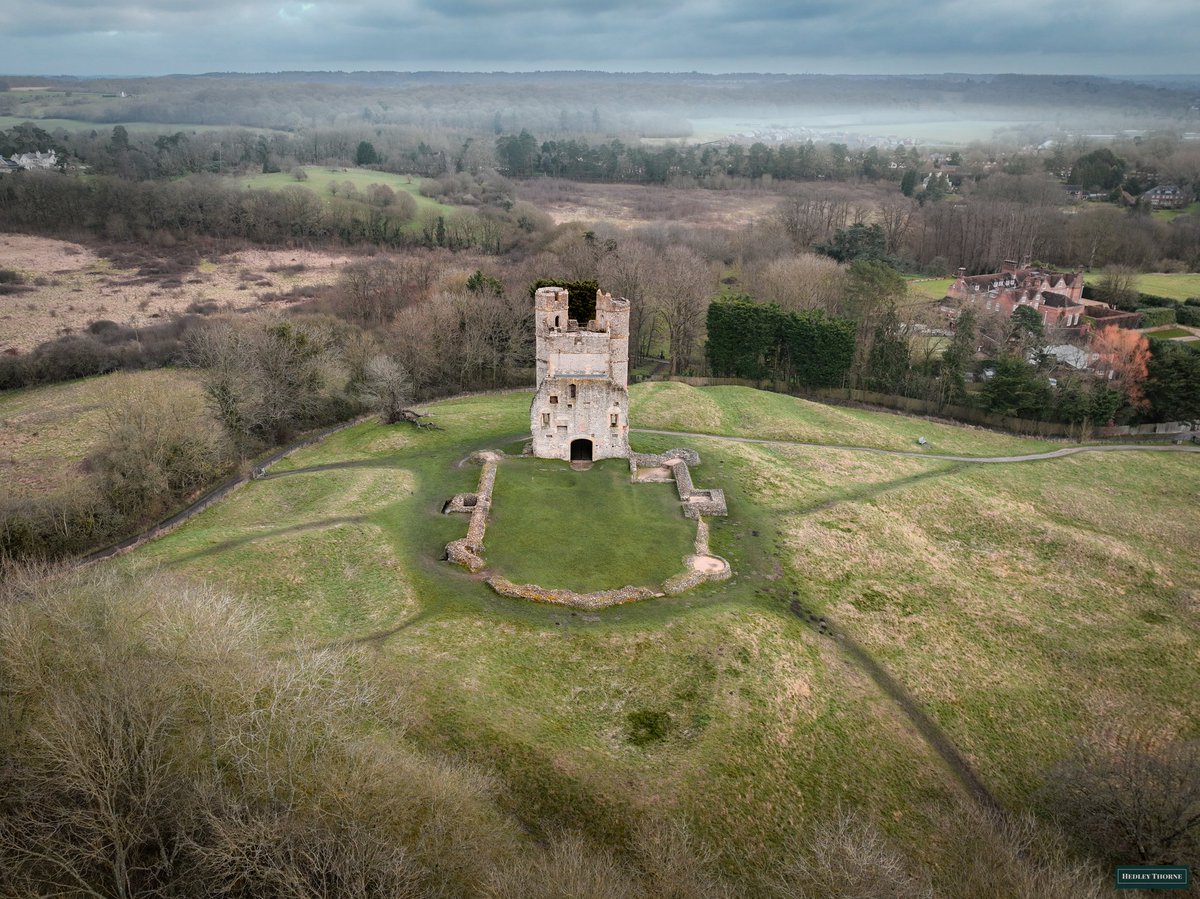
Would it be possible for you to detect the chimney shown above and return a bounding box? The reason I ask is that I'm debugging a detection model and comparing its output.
[1001,259,1018,274]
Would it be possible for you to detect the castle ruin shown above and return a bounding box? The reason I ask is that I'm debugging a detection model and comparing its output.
[530,285,630,462]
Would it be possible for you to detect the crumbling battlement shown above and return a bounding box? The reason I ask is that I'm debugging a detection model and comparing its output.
[531,286,630,462]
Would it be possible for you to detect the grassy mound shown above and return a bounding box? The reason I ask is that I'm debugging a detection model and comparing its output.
[629,381,1062,456]
[77,380,1198,891]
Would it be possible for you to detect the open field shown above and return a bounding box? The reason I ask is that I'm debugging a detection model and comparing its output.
[104,379,1199,884]
[486,456,695,591]
[906,276,954,300]
[1144,326,1199,340]
[0,367,204,497]
[1084,270,1200,301]
[235,167,453,216]
[1133,272,1200,301]
[0,114,277,135]
[0,232,355,351]
[680,113,1031,146]
[516,178,783,228]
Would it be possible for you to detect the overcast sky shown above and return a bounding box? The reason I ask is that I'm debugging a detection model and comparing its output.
[1,0,1197,77]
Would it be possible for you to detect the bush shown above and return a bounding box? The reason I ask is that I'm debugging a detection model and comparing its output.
[0,484,118,564]
[1138,306,1177,328]
[0,569,520,899]
[1176,304,1200,327]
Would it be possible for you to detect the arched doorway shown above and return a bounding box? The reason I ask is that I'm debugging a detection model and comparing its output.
[570,438,593,462]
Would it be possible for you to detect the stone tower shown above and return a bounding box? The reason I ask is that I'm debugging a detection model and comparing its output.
[530,286,630,462]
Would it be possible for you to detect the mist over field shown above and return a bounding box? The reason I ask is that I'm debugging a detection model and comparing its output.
[3,70,1199,147]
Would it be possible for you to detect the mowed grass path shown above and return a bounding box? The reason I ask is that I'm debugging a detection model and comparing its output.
[486,457,694,591]
[111,381,1199,879]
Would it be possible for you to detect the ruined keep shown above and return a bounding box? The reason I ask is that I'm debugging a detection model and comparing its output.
[530,285,630,462]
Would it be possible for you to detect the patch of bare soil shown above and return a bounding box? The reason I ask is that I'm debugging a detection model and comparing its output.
[0,234,357,352]
[690,554,728,574]
[517,179,782,229]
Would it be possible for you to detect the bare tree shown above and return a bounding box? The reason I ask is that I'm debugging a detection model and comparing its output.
[189,318,335,451]
[358,354,415,424]
[598,238,662,359]
[745,253,847,314]
[643,246,715,376]
[876,195,917,256]
[776,193,852,248]
[1038,730,1200,865]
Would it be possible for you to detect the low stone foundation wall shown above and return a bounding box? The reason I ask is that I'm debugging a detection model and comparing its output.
[443,451,501,573]
[663,458,727,519]
[630,449,725,516]
[446,447,730,604]
[486,576,659,610]
[663,518,731,593]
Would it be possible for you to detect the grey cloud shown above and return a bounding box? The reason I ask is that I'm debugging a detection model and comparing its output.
[0,0,1196,75]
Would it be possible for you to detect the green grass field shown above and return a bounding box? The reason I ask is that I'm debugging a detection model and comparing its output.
[97,378,1199,886]
[0,114,279,135]
[236,167,452,216]
[629,382,1062,456]
[1085,270,1200,301]
[905,276,955,301]
[1152,200,1200,222]
[485,457,695,591]
[1145,327,1196,339]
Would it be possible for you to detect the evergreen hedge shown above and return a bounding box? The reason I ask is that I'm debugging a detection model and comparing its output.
[706,296,855,388]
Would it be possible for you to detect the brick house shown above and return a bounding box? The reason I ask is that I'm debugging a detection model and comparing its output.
[947,261,1087,329]
[1143,185,1187,210]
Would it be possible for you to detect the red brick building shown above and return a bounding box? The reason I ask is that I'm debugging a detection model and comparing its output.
[947,261,1087,328]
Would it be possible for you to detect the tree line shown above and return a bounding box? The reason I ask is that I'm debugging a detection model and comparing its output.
[0,170,549,253]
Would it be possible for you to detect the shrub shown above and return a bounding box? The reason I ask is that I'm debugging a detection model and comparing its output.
[1176,304,1200,327]
[1138,306,1177,328]
[0,569,520,898]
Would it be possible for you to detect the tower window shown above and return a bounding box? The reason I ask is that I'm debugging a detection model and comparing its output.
[550,395,558,404]
[542,413,550,427]
[610,413,618,427]
[569,384,577,400]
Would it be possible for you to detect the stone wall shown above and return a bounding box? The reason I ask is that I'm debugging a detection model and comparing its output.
[531,285,630,461]
[443,451,501,573]
[446,446,730,604]
[486,576,659,611]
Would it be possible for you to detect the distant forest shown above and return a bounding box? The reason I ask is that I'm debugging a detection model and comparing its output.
[2,71,1197,136]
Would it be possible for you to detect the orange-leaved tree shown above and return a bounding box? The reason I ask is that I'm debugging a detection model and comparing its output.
[1090,326,1150,409]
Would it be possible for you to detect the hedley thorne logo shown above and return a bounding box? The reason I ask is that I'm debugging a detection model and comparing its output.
[1115,866,1190,891]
